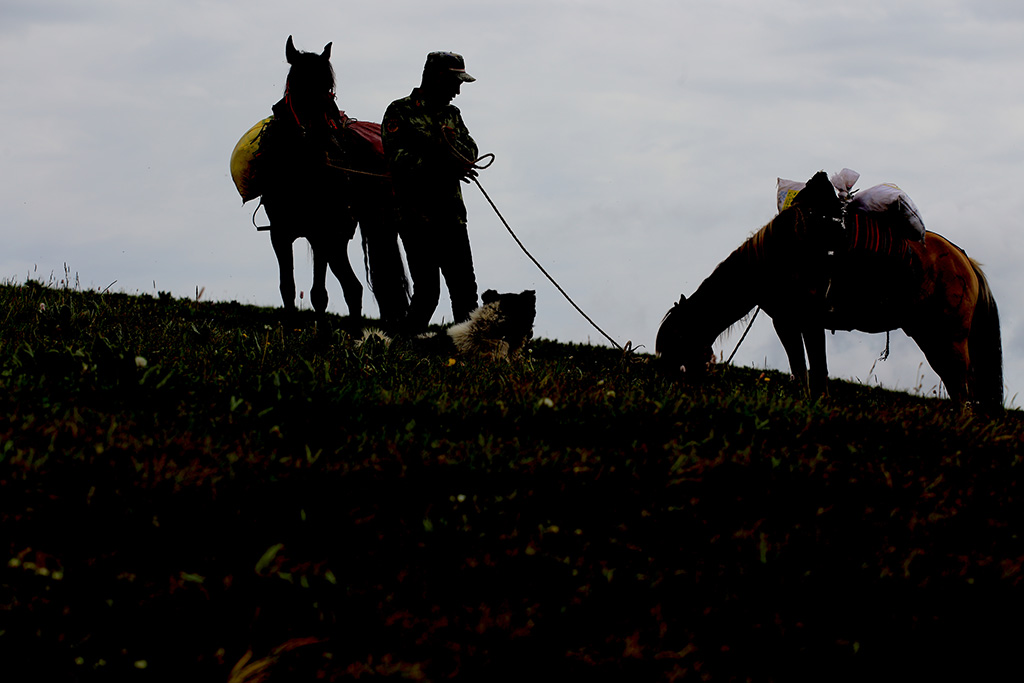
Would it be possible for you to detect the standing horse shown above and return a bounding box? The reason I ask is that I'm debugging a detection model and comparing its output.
[656,171,1003,408]
[259,36,409,324]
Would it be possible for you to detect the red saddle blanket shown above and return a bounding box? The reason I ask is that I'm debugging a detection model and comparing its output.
[340,112,384,156]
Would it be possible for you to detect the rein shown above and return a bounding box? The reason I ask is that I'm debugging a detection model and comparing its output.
[283,85,339,130]
[726,306,760,365]
[286,84,391,180]
[324,162,390,178]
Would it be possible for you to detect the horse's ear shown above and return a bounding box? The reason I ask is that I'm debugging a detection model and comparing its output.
[322,42,332,60]
[677,293,687,305]
[286,35,298,64]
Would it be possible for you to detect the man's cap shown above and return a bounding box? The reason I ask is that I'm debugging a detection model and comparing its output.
[424,51,475,82]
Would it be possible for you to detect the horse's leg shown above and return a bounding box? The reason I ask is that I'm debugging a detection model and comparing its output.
[939,342,971,406]
[908,331,971,405]
[328,240,362,320]
[773,317,809,392]
[803,326,829,397]
[270,229,297,312]
[310,240,330,315]
[333,257,362,320]
[310,231,362,320]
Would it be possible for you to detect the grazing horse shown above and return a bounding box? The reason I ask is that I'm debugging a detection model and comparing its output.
[259,36,409,324]
[656,171,1003,408]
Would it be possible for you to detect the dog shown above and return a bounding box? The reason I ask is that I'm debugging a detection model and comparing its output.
[359,289,537,359]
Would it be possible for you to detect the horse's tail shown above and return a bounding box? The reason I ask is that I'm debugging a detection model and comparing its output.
[968,258,1004,409]
[360,210,411,326]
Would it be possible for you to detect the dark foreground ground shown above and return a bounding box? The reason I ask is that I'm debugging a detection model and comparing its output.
[2,283,1023,681]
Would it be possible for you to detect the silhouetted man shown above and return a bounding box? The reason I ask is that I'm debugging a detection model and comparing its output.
[382,51,480,333]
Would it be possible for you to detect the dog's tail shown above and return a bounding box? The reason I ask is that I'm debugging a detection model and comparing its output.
[354,327,392,349]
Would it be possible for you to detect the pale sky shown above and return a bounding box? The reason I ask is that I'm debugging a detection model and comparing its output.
[3,0,1023,404]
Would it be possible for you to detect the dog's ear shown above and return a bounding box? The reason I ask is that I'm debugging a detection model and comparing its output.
[482,289,499,304]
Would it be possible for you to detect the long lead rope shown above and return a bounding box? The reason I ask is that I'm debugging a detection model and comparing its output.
[470,175,624,351]
[441,129,626,351]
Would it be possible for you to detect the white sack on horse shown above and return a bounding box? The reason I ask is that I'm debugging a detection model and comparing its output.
[776,177,806,213]
[848,183,926,242]
[829,167,860,200]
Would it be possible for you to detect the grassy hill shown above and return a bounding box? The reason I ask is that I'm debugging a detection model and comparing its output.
[2,280,1022,681]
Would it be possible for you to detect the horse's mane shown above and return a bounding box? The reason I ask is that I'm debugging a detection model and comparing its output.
[729,170,838,267]
[736,218,777,266]
[731,206,809,268]
[681,212,803,347]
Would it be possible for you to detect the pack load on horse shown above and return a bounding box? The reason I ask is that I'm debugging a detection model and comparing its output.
[229,36,409,325]
[230,118,272,203]
[656,171,1002,408]
[776,168,927,242]
[231,116,384,205]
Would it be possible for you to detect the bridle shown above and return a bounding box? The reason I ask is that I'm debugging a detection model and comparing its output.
[283,82,339,130]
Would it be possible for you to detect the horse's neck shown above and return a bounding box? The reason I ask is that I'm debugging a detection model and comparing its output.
[283,91,335,131]
[690,250,759,343]
[696,209,814,331]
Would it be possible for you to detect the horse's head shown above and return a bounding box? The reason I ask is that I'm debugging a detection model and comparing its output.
[284,35,336,116]
[655,294,714,377]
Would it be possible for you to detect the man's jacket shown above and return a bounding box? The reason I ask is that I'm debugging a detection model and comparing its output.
[382,88,478,222]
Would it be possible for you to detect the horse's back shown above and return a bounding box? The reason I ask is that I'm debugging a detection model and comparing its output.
[903,231,984,337]
[912,231,979,291]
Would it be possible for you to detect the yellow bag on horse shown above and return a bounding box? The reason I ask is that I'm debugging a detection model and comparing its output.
[230,117,274,203]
